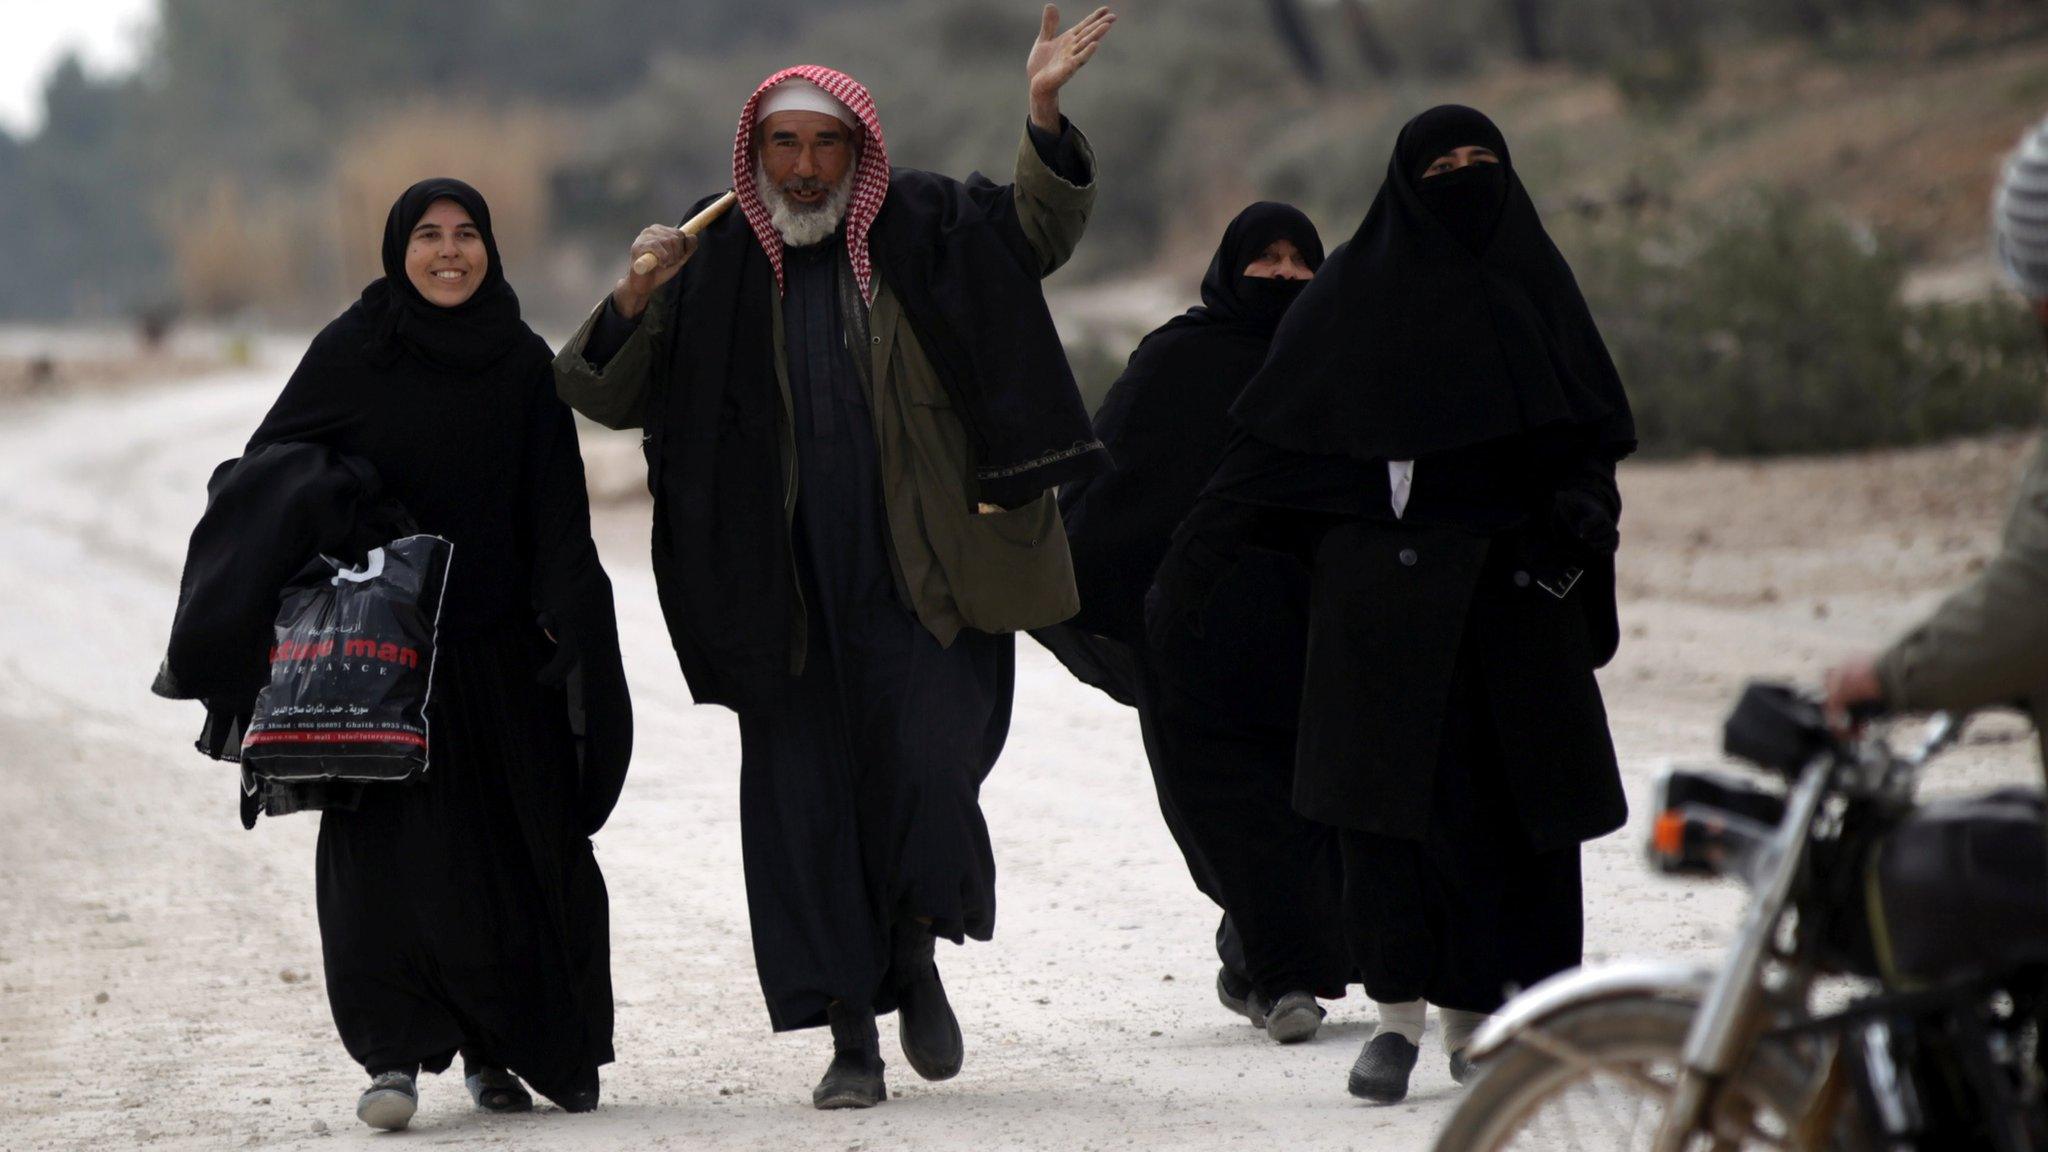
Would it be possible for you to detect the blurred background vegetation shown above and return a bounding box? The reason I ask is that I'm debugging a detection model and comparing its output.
[7,0,2048,454]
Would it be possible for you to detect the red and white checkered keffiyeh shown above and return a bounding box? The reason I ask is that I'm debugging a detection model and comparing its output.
[733,65,891,303]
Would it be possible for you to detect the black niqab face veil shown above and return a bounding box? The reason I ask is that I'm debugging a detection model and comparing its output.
[1230,105,1636,463]
[361,177,526,373]
[1178,201,1326,335]
[1405,104,1511,254]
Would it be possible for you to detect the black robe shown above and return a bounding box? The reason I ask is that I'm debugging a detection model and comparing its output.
[162,178,630,1104]
[735,237,1012,1032]
[579,128,1092,1033]
[1044,203,1350,1001]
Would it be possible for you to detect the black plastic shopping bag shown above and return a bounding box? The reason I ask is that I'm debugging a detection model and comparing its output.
[241,534,453,783]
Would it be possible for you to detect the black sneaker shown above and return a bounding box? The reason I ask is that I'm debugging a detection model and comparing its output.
[1263,991,1326,1044]
[1347,1032,1420,1104]
[814,1002,887,1110]
[356,1069,418,1131]
[1216,967,1255,1021]
[890,923,963,1081]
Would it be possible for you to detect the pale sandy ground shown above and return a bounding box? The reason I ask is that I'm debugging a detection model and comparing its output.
[1,354,2042,1152]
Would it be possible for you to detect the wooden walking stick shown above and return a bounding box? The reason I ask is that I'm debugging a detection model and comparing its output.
[632,190,739,275]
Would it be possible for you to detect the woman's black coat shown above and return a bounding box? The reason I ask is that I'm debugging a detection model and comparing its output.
[1159,441,1625,853]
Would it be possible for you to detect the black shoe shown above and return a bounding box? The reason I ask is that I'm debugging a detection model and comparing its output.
[814,1002,887,1110]
[1449,1049,1477,1086]
[1216,967,1256,1021]
[356,1068,418,1131]
[890,923,964,1082]
[1263,991,1326,1044]
[1348,1032,1420,1104]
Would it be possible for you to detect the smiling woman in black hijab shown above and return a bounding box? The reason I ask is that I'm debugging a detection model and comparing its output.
[239,178,631,1127]
[1151,107,1633,1103]
[1039,202,1352,1041]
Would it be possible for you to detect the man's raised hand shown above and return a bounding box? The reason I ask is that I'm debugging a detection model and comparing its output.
[613,224,697,320]
[1027,5,1115,132]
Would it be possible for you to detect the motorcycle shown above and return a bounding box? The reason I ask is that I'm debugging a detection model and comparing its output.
[1432,682,2048,1151]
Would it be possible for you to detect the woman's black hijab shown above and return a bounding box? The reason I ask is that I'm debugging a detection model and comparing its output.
[359,177,527,374]
[1163,201,1326,339]
[1230,105,1635,462]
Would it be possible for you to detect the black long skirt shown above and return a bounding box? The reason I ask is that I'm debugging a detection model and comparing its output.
[1148,550,1351,1002]
[1031,622,1248,979]
[315,627,613,1105]
[1337,621,1583,1012]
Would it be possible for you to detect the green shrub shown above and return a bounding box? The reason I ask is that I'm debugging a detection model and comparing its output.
[1565,188,2044,455]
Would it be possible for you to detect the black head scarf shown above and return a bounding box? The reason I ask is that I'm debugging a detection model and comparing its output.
[357,177,526,373]
[1163,201,1327,338]
[1230,105,1636,462]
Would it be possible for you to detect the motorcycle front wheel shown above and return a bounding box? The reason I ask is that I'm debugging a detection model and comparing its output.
[1431,995,1858,1152]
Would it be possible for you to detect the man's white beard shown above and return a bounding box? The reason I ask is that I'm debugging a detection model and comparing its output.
[756,160,856,248]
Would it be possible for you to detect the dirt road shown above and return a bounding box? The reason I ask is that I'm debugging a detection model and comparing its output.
[1,359,2039,1150]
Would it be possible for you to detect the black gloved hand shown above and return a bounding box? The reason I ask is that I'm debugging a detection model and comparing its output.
[1552,489,1619,556]
[537,617,580,686]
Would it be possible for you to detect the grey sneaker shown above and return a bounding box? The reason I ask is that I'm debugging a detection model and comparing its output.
[1263,991,1326,1044]
[1449,1049,1478,1085]
[356,1070,418,1131]
[465,1064,533,1113]
[1347,1032,1419,1104]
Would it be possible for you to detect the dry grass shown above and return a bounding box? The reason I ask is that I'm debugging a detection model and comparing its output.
[330,102,567,295]
[160,180,316,318]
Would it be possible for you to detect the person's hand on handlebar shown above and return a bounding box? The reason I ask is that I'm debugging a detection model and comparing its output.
[1822,654,1887,731]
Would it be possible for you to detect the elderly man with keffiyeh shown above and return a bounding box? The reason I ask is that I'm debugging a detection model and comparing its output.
[555,5,1115,1111]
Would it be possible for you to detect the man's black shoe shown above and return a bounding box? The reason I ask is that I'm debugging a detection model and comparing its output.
[1263,991,1326,1044]
[814,1002,887,1110]
[890,923,964,1081]
[1216,967,1255,1021]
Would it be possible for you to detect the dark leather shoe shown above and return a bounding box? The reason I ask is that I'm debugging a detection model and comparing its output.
[1263,991,1326,1044]
[1216,966,1255,1021]
[890,924,964,1082]
[1348,1032,1420,1104]
[814,1002,887,1110]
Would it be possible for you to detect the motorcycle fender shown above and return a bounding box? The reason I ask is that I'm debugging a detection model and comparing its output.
[1466,960,1716,1063]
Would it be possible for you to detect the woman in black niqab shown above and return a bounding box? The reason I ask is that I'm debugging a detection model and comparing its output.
[1149,108,1632,1102]
[243,178,630,1123]
[1040,202,1353,1034]
[1230,104,1635,464]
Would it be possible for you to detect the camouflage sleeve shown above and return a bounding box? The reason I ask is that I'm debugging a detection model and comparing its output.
[1878,437,2048,713]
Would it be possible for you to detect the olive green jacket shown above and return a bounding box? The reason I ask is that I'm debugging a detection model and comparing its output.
[1878,435,2048,759]
[554,127,1095,658]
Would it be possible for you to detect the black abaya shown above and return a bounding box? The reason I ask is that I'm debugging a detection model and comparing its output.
[740,238,1010,1032]
[319,630,612,1099]
[1146,548,1350,1000]
[229,178,627,1104]
[1049,204,1346,1001]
